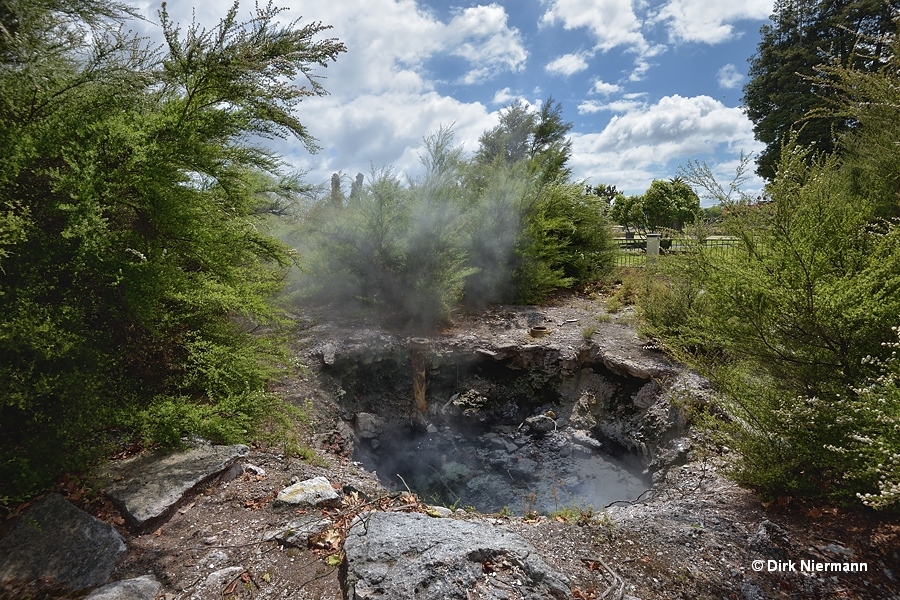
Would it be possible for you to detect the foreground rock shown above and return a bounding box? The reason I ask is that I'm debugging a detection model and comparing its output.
[276,475,341,507]
[103,441,248,530]
[0,494,125,593]
[342,511,571,599]
[84,575,161,600]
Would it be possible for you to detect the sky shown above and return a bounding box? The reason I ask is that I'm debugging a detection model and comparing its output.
[127,0,776,204]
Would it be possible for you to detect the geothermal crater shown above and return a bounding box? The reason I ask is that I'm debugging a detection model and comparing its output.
[311,310,694,514]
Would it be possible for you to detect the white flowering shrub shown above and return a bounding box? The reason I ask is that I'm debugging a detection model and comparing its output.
[829,328,900,509]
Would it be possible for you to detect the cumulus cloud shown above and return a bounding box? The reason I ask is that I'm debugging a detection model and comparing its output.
[717,64,745,89]
[592,80,622,95]
[545,52,590,76]
[446,4,528,83]
[281,92,497,184]
[569,94,763,194]
[655,0,774,44]
[578,99,645,114]
[541,0,648,52]
[125,0,524,185]
[492,87,520,105]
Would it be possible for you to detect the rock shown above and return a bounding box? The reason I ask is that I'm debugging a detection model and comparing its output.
[243,463,266,477]
[525,414,556,433]
[104,442,248,531]
[571,430,602,450]
[633,380,662,409]
[426,505,454,518]
[507,458,539,481]
[601,354,673,380]
[819,543,855,558]
[277,476,341,507]
[275,516,333,547]
[355,412,385,439]
[342,511,570,599]
[0,494,125,592]
[85,575,161,600]
[322,342,337,365]
[747,520,792,560]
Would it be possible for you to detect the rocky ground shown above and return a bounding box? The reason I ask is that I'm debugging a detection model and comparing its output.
[4,293,900,599]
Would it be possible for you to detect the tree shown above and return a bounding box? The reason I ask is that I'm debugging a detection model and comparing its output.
[641,34,900,505]
[743,0,899,180]
[0,0,345,501]
[297,129,475,329]
[609,194,646,234]
[642,178,700,231]
[474,97,573,183]
[608,179,700,234]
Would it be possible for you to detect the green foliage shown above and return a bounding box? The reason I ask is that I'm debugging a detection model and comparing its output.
[513,182,615,304]
[641,137,900,505]
[609,179,700,233]
[0,0,345,501]
[474,97,573,184]
[743,0,899,179]
[296,129,476,329]
[292,122,615,323]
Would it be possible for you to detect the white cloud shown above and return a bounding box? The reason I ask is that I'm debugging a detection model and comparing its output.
[717,64,745,89]
[545,52,590,76]
[655,0,774,44]
[492,87,519,105]
[578,99,644,114]
[570,95,763,194]
[541,0,649,52]
[124,1,520,185]
[278,92,497,185]
[591,80,622,95]
[446,4,528,83]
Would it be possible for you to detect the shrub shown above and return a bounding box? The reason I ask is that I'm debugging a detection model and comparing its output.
[0,1,345,502]
[640,143,900,505]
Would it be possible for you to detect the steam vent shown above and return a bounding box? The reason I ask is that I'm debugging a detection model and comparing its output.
[310,305,699,515]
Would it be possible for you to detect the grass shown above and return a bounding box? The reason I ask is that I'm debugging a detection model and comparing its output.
[547,505,595,525]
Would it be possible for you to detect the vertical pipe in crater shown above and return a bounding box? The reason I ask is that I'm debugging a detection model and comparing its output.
[409,338,430,428]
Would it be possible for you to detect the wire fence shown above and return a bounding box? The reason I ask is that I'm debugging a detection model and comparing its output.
[612,235,740,268]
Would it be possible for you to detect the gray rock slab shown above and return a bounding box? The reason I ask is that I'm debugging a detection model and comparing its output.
[0,494,125,591]
[342,511,570,599]
[276,476,341,507]
[275,516,333,547]
[104,443,249,530]
[84,575,161,600]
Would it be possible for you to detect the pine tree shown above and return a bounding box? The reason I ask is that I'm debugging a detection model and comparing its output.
[743,0,898,180]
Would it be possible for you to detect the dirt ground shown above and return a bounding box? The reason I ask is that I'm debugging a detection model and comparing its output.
[11,293,900,599]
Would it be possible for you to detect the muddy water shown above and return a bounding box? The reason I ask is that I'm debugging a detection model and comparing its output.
[354,425,650,515]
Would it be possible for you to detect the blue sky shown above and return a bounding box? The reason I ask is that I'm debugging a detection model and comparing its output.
[129,0,776,204]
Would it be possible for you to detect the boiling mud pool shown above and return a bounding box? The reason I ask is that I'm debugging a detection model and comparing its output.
[356,426,651,515]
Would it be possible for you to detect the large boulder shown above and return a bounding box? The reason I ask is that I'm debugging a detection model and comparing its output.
[342,511,570,599]
[104,442,248,530]
[0,494,125,593]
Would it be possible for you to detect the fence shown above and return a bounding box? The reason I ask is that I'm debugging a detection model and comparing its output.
[612,235,739,268]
